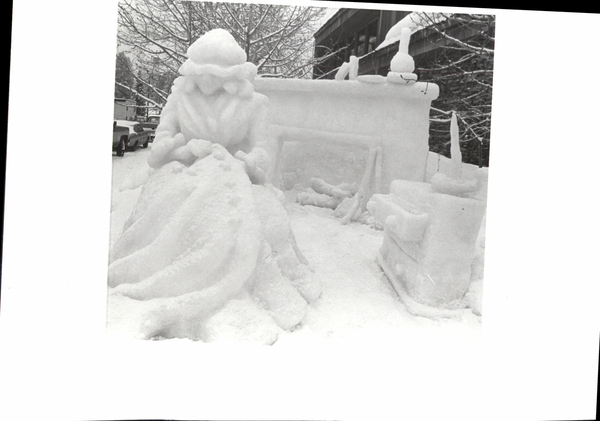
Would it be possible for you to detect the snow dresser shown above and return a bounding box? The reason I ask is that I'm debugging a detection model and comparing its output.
[367,111,487,311]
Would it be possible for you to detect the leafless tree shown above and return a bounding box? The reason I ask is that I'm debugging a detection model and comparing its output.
[412,13,494,167]
[114,52,135,99]
[115,0,326,111]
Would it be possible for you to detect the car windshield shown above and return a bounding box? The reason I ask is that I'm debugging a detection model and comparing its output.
[148,117,160,123]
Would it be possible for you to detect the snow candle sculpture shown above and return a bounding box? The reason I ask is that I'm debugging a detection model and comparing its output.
[449,111,462,179]
[387,27,418,85]
[367,112,486,312]
[430,112,478,195]
[107,29,321,343]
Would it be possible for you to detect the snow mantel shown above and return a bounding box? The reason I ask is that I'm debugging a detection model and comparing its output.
[255,78,439,100]
[254,77,440,193]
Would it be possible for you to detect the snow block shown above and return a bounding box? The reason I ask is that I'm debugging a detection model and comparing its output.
[367,194,429,243]
[368,178,486,308]
[254,78,438,194]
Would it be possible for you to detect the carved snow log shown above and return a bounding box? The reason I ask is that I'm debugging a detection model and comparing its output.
[310,177,353,199]
[337,182,359,196]
[297,191,343,210]
[335,62,351,81]
[341,147,378,224]
[349,56,359,80]
[289,231,309,266]
[375,146,382,194]
[273,138,285,188]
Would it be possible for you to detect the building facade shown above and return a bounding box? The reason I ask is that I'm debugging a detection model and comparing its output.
[313,9,410,79]
[314,9,488,80]
[114,98,137,120]
[313,9,494,167]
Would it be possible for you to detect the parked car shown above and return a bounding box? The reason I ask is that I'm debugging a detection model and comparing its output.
[113,121,129,156]
[140,115,160,141]
[114,120,152,150]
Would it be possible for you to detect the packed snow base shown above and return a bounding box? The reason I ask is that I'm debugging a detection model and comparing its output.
[108,148,484,344]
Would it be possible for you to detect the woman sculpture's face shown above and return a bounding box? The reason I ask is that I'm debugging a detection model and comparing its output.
[197,73,224,95]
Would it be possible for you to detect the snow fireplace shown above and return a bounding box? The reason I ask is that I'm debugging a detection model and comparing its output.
[254,77,439,194]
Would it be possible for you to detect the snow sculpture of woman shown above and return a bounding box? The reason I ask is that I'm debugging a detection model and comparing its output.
[107,29,320,343]
[147,28,271,184]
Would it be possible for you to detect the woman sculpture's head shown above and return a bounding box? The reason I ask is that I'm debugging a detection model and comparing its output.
[179,29,258,97]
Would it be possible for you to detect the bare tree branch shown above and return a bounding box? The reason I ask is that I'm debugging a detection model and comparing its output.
[115,81,164,109]
[413,12,494,166]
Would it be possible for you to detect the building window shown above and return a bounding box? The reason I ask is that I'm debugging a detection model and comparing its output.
[367,19,378,53]
[355,19,378,57]
[357,28,367,56]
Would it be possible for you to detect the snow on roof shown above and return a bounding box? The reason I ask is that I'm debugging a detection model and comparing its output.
[375,12,447,51]
[115,120,138,126]
[315,7,340,33]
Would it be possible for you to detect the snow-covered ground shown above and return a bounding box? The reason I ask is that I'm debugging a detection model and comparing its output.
[108,146,483,345]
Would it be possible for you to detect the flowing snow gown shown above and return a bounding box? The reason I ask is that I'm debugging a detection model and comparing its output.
[107,144,320,342]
